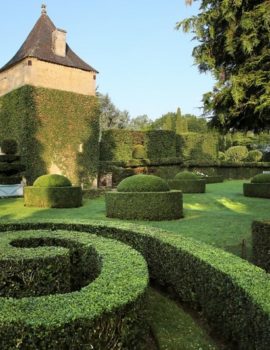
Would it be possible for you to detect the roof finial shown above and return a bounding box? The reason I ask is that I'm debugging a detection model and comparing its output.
[41,3,47,15]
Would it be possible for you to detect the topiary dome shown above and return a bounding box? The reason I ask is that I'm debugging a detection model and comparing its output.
[33,174,72,187]
[174,171,200,180]
[251,173,270,184]
[117,174,170,192]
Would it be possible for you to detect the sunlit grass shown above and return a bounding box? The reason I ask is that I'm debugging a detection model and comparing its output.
[216,197,249,214]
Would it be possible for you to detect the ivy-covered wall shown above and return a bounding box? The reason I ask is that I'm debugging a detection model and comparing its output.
[0,86,100,185]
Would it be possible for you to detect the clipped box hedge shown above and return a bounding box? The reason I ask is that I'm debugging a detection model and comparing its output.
[0,176,22,185]
[243,183,270,198]
[202,176,223,184]
[0,155,20,163]
[0,228,148,349]
[168,179,206,193]
[24,186,82,208]
[0,221,269,350]
[252,221,270,272]
[106,190,183,220]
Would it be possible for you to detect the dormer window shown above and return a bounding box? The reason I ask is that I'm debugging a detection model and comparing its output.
[52,29,67,57]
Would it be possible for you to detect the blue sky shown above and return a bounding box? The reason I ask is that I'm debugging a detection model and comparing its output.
[0,0,215,120]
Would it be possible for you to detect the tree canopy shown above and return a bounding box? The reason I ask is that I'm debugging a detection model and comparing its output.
[178,0,270,132]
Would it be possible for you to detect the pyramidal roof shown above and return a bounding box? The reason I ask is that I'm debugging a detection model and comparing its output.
[0,7,98,73]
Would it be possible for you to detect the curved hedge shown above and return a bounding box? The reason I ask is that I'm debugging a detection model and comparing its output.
[251,173,270,183]
[252,221,270,273]
[106,191,183,220]
[117,174,170,193]
[168,179,206,193]
[24,187,82,208]
[33,174,72,187]
[0,228,148,349]
[0,221,269,350]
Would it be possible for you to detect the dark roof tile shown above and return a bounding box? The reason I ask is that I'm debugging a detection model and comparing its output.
[0,13,98,73]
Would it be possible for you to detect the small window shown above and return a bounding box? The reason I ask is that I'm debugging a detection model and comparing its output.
[93,74,96,80]
[28,60,32,66]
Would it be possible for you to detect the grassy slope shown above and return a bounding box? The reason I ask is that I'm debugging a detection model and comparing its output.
[1,180,269,349]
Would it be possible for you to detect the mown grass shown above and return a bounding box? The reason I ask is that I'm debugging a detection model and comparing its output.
[0,180,269,349]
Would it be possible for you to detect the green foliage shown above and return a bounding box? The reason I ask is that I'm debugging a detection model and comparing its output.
[168,179,206,193]
[0,176,22,185]
[203,176,223,184]
[184,115,208,133]
[151,109,188,134]
[178,1,270,132]
[106,191,183,220]
[1,221,269,350]
[0,155,20,163]
[144,130,177,159]
[0,228,148,349]
[33,174,72,187]
[0,162,25,176]
[218,151,226,160]
[117,174,170,193]
[246,150,263,162]
[251,173,270,184]
[0,86,100,185]
[252,221,270,273]
[24,186,82,208]
[1,139,18,155]
[175,171,200,180]
[132,144,146,159]
[128,114,153,131]
[176,132,219,161]
[243,183,270,199]
[225,146,249,162]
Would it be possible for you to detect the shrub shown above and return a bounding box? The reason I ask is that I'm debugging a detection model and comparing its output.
[1,221,269,350]
[251,173,270,183]
[106,191,183,220]
[132,144,146,159]
[33,174,72,187]
[174,171,200,180]
[218,151,226,160]
[246,150,263,162]
[1,139,18,155]
[252,221,270,273]
[24,187,82,208]
[0,228,148,349]
[117,174,170,192]
[225,146,248,162]
[168,179,206,193]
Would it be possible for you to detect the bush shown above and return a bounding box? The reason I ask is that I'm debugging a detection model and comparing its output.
[33,174,72,187]
[0,162,25,176]
[117,174,170,192]
[132,144,146,159]
[243,183,270,199]
[175,171,200,180]
[246,150,263,162]
[24,186,82,208]
[1,139,18,155]
[252,221,270,273]
[225,146,249,162]
[0,176,22,185]
[106,191,183,220]
[218,151,226,160]
[0,228,148,349]
[251,173,270,183]
[1,221,269,350]
[168,179,206,193]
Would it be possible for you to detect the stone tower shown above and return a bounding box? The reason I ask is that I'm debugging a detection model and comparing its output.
[0,5,98,97]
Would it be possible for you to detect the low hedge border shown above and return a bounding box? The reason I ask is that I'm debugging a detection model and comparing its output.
[168,179,206,193]
[202,176,223,184]
[243,183,270,198]
[0,228,148,350]
[105,191,183,220]
[252,221,270,272]
[24,186,82,208]
[0,176,22,185]
[0,220,268,349]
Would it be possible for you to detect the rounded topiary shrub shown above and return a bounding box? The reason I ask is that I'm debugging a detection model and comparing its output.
[106,174,183,220]
[243,173,270,198]
[24,174,82,208]
[225,145,248,162]
[132,144,146,159]
[117,174,170,192]
[246,150,263,162]
[1,139,18,155]
[33,174,72,187]
[168,171,206,193]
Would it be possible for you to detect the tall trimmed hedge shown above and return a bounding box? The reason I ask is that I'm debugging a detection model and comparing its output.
[0,86,100,185]
[176,132,219,161]
[252,221,270,273]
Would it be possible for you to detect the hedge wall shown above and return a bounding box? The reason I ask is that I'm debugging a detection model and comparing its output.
[0,228,148,349]
[0,86,100,185]
[176,132,219,161]
[252,221,270,273]
[1,221,269,350]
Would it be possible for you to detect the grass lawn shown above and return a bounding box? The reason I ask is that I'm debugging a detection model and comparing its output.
[0,179,269,349]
